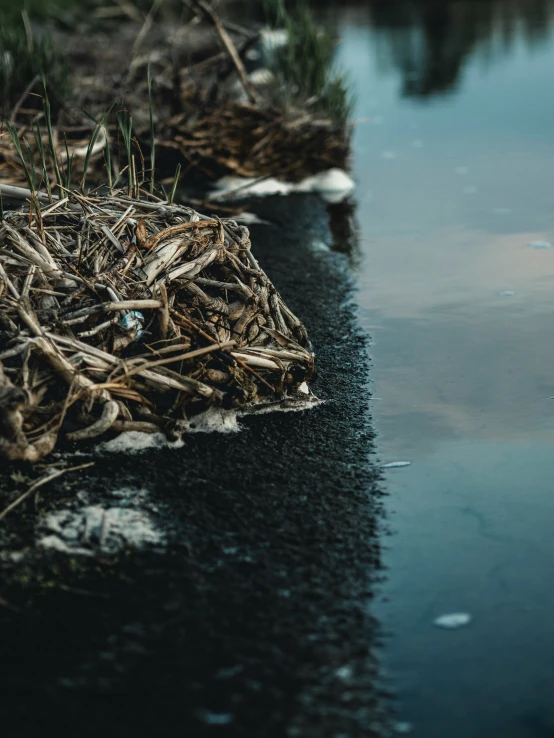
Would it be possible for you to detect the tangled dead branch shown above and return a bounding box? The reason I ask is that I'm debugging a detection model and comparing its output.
[0,187,315,461]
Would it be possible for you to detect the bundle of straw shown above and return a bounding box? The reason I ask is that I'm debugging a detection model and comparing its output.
[0,189,315,462]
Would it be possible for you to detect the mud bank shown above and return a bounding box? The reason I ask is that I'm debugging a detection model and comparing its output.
[0,194,386,738]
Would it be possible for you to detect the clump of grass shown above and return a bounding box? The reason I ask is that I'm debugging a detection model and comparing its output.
[0,0,82,23]
[262,0,353,127]
[0,14,70,117]
[4,79,171,199]
[4,83,70,198]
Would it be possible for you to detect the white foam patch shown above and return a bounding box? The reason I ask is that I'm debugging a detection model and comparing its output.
[296,169,356,204]
[95,391,320,454]
[213,176,291,198]
[188,407,241,433]
[38,500,164,555]
[211,168,355,204]
[97,430,184,454]
[38,534,92,556]
[433,612,472,629]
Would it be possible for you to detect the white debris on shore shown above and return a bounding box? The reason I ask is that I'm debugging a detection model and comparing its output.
[188,406,241,433]
[97,431,185,454]
[211,168,355,204]
[96,392,320,454]
[37,488,165,556]
[97,408,241,454]
[383,461,412,469]
[248,396,323,416]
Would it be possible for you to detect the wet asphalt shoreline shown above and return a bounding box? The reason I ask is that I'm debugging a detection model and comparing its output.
[0,194,386,738]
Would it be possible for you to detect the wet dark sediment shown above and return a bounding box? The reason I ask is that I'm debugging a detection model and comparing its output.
[0,194,386,738]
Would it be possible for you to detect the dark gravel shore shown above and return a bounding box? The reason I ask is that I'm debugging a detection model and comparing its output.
[0,193,387,738]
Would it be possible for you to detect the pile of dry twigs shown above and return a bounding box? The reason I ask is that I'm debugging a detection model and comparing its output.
[159,103,350,182]
[0,186,315,462]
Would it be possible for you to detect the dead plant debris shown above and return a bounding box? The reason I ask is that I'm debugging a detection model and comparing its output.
[0,0,351,191]
[0,186,315,462]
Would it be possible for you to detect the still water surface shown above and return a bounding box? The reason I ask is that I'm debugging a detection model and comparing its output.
[333,2,554,736]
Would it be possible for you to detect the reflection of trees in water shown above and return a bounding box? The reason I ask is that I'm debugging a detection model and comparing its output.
[370,0,554,97]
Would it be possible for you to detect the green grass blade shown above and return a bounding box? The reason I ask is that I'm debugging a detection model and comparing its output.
[169,163,181,205]
[63,133,74,190]
[103,116,113,192]
[116,109,133,195]
[80,122,102,191]
[23,137,37,191]
[147,63,156,194]
[5,121,34,192]
[42,82,63,188]
[34,121,52,200]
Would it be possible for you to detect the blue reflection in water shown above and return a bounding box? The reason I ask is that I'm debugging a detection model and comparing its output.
[332,2,554,736]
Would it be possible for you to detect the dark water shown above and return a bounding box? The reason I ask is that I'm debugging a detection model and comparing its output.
[332,2,554,737]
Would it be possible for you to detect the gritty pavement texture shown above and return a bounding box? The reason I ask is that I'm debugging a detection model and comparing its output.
[0,194,387,738]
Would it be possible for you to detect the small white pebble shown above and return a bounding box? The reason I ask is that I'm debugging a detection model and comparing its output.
[433,612,472,629]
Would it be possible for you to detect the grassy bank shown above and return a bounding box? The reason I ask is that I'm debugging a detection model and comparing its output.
[0,0,352,193]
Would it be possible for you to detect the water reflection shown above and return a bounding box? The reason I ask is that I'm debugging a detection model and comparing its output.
[333,1,554,736]
[369,0,554,97]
